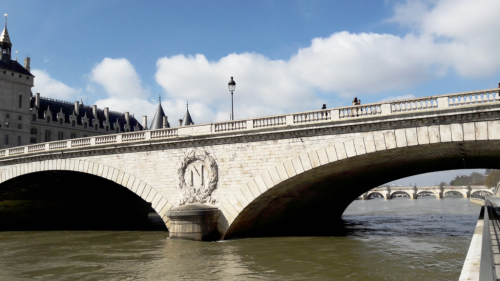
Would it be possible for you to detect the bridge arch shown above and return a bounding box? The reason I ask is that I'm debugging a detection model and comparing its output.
[417,190,439,197]
[221,121,500,239]
[389,191,411,199]
[471,190,493,197]
[0,159,173,228]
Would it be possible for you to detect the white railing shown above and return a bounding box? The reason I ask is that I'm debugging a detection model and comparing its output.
[253,116,286,128]
[339,104,382,119]
[28,144,45,153]
[294,110,330,124]
[8,147,25,155]
[391,97,437,112]
[447,90,500,107]
[1,87,500,159]
[214,121,247,132]
[122,132,146,142]
[49,141,67,150]
[151,128,178,139]
[71,138,91,147]
[95,135,117,145]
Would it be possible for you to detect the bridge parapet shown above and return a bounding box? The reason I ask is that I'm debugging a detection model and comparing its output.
[1,88,499,159]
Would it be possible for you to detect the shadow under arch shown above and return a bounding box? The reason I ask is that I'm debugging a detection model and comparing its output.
[223,138,500,239]
[390,191,411,199]
[0,160,173,230]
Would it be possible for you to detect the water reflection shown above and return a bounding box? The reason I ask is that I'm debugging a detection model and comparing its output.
[0,197,480,281]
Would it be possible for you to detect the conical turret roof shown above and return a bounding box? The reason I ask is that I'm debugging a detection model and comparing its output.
[180,104,194,126]
[149,102,167,130]
[0,27,11,45]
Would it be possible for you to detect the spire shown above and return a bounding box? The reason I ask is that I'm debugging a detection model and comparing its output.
[0,14,12,62]
[180,102,194,126]
[149,102,167,130]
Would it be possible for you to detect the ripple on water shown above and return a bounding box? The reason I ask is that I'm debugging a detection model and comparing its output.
[0,198,481,281]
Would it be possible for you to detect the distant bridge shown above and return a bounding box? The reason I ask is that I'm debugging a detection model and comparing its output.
[361,186,493,199]
[1,88,500,238]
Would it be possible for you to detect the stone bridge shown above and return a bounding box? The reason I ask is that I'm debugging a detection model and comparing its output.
[362,185,493,199]
[1,88,500,239]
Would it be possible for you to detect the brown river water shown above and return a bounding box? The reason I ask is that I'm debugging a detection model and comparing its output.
[0,197,480,280]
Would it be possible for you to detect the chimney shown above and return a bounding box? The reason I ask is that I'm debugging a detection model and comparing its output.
[35,92,40,109]
[142,116,147,130]
[74,101,80,115]
[125,112,130,124]
[104,107,109,121]
[179,119,183,127]
[163,116,168,128]
[24,57,30,72]
[92,105,98,118]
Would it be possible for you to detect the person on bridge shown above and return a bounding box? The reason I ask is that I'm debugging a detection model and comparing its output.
[352,97,361,106]
[321,104,326,109]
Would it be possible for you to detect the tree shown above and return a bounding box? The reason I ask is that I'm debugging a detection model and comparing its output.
[484,170,500,188]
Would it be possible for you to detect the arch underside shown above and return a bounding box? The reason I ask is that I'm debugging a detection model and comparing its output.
[0,170,162,230]
[390,191,410,198]
[225,140,500,239]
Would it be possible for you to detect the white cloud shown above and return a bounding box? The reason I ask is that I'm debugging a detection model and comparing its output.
[381,94,415,102]
[154,0,500,121]
[90,58,149,99]
[31,69,81,101]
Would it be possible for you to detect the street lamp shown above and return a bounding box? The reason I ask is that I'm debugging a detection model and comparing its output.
[228,77,236,120]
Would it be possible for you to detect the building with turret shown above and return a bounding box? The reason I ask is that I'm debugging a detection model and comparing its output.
[0,20,143,149]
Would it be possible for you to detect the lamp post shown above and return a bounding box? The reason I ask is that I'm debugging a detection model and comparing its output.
[228,77,236,120]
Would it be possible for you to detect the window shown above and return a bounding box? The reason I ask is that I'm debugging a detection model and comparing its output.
[115,127,119,133]
[4,135,8,145]
[6,114,9,118]
[19,95,22,108]
[59,119,63,125]
[105,126,109,132]
[70,133,76,139]
[17,136,21,146]
[46,117,50,123]
[31,114,36,121]
[95,124,98,130]
[58,132,64,140]
[19,75,21,78]
[30,137,36,144]
[30,128,37,135]
[17,123,22,129]
[83,135,87,137]
[190,170,194,186]
[83,123,87,129]
[72,120,75,127]
[45,130,51,142]
[18,116,22,120]
[5,122,9,128]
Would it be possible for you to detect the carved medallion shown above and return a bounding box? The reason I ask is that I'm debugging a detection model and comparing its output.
[177,149,218,205]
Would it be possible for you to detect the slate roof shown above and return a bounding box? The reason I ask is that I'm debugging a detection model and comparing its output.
[30,97,143,131]
[149,103,169,130]
[0,59,33,76]
[180,105,194,126]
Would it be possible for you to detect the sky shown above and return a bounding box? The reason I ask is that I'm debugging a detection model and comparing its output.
[2,0,499,185]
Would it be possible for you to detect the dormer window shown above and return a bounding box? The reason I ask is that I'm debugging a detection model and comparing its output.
[95,124,98,130]
[84,122,87,129]
[72,120,75,127]
[59,119,63,125]
[46,117,50,123]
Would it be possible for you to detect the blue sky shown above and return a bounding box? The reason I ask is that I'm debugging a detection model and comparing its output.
[3,0,499,185]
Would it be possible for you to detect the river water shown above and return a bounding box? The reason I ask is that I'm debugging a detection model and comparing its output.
[0,197,480,280]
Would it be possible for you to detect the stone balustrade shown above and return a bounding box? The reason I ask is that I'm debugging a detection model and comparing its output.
[1,88,499,158]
